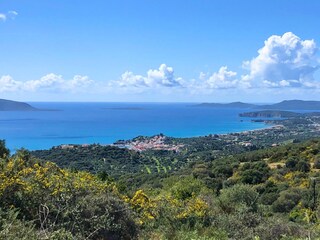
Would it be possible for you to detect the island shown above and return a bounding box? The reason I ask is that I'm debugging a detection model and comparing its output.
[0,99,37,111]
[196,100,320,110]
[195,101,256,109]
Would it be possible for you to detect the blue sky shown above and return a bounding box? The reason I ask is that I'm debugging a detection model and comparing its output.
[1,0,320,102]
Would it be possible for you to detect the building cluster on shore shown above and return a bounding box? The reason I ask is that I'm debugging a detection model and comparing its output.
[52,115,320,154]
[114,135,184,152]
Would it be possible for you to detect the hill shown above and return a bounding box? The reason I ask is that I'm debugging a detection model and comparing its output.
[240,110,320,118]
[259,100,320,110]
[196,100,320,110]
[239,110,301,118]
[0,99,37,111]
[195,101,256,108]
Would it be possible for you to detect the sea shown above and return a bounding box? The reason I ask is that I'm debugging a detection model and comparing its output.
[0,102,267,151]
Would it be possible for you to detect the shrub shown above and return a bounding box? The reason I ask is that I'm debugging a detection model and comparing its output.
[218,184,259,213]
[170,176,206,200]
[0,208,38,240]
[272,189,302,213]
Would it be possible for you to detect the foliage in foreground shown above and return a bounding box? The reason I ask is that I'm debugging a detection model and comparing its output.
[0,146,138,239]
[1,139,320,239]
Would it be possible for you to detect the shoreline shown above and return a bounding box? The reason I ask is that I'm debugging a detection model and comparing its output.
[10,120,270,152]
[33,120,283,152]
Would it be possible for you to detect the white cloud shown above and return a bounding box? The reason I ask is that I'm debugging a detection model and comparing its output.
[115,64,183,88]
[0,75,21,91]
[0,10,18,22]
[242,32,319,88]
[206,66,238,89]
[1,32,320,101]
[68,75,94,88]
[23,73,64,91]
[201,66,251,89]
[0,13,6,21]
[0,74,94,93]
[147,64,182,87]
[118,72,148,88]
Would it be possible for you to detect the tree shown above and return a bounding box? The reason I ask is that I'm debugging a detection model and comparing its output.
[0,140,9,159]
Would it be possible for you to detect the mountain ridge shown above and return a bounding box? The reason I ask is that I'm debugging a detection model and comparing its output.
[196,100,320,110]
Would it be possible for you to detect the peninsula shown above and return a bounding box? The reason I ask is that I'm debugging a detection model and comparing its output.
[239,110,320,118]
[0,99,37,111]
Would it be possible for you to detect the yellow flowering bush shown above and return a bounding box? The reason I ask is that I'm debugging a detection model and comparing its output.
[0,154,138,239]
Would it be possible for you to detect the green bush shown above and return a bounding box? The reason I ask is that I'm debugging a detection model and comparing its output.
[238,161,270,184]
[272,189,302,213]
[0,208,38,240]
[63,193,138,239]
[218,184,259,213]
[170,176,207,200]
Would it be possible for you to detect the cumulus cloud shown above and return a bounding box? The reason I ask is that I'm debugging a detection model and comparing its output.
[23,73,64,91]
[1,32,319,101]
[199,66,251,89]
[68,75,94,89]
[0,75,21,91]
[115,64,183,88]
[147,64,182,87]
[0,10,18,22]
[242,32,319,88]
[118,72,148,88]
[0,74,94,93]
[206,66,238,89]
[198,32,320,91]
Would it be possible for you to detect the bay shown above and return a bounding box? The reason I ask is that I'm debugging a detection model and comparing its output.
[0,102,266,151]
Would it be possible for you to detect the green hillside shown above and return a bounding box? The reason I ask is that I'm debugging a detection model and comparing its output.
[1,137,319,239]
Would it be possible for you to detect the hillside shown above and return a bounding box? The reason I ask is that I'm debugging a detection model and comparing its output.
[4,137,320,239]
[0,99,37,111]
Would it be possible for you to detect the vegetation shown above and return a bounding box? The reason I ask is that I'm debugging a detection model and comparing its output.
[2,137,320,239]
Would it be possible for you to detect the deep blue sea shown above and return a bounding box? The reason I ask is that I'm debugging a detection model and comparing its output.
[0,102,267,151]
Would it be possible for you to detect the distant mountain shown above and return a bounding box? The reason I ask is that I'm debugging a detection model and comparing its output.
[196,102,256,109]
[259,100,320,110]
[196,100,320,110]
[0,99,37,111]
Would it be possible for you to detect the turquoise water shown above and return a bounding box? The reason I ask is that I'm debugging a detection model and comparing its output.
[0,102,266,151]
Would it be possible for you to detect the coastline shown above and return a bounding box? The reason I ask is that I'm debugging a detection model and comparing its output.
[4,101,320,152]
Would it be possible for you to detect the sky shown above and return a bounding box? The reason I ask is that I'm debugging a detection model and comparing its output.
[1,0,320,102]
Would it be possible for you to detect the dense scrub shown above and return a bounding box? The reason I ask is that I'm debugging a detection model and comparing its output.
[1,139,320,239]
